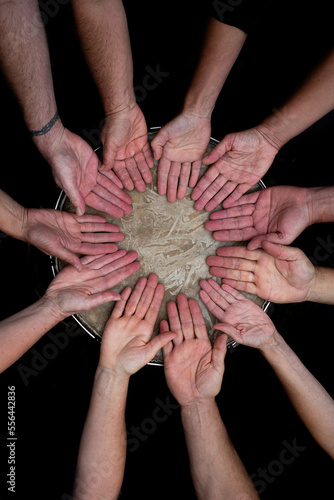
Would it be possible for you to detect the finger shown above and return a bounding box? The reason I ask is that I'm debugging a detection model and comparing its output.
[76,214,108,224]
[167,162,181,203]
[97,172,133,206]
[142,331,177,364]
[79,221,121,233]
[99,168,124,189]
[81,231,124,244]
[208,204,255,221]
[79,242,119,255]
[200,278,230,310]
[261,240,298,259]
[206,255,257,274]
[81,290,121,310]
[211,333,228,374]
[110,286,132,318]
[113,160,135,191]
[145,283,165,326]
[176,162,191,200]
[58,248,82,272]
[143,141,155,169]
[104,260,141,289]
[204,278,242,305]
[222,278,257,295]
[134,151,153,184]
[134,273,160,320]
[222,183,254,208]
[125,156,146,192]
[151,128,167,161]
[199,289,226,322]
[85,192,124,218]
[248,232,290,250]
[157,157,171,196]
[202,137,230,165]
[214,322,241,341]
[212,227,258,242]
[84,250,127,270]
[204,180,238,212]
[177,293,194,340]
[223,190,260,208]
[63,183,86,217]
[188,298,208,340]
[166,301,183,346]
[205,214,254,233]
[216,245,261,260]
[191,166,220,203]
[188,160,202,188]
[91,183,133,216]
[161,320,174,357]
[123,277,148,317]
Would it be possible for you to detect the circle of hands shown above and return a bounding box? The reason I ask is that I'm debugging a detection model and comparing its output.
[37,105,318,376]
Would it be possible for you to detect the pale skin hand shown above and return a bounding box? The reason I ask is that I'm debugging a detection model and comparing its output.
[161,294,227,406]
[199,281,276,348]
[45,250,140,318]
[206,241,316,303]
[191,127,279,211]
[100,105,154,192]
[205,185,312,248]
[99,273,176,375]
[23,209,124,271]
[40,126,133,218]
[151,113,211,202]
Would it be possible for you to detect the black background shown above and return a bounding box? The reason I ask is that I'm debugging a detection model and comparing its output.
[0,1,333,499]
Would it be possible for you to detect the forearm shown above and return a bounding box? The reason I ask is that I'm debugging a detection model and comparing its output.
[73,365,129,500]
[307,266,334,305]
[0,190,27,241]
[306,186,334,224]
[182,18,247,118]
[181,400,258,499]
[0,0,59,131]
[0,297,64,373]
[71,0,135,114]
[261,332,334,458]
[257,48,334,149]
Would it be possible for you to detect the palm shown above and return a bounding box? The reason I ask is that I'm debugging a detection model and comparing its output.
[251,187,310,244]
[192,128,278,211]
[152,114,211,163]
[102,105,153,191]
[254,249,315,302]
[165,338,223,405]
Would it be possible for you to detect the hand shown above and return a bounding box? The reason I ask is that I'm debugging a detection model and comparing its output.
[100,104,154,192]
[151,112,211,202]
[161,294,228,406]
[205,185,311,248]
[99,274,176,376]
[44,250,140,319]
[24,208,124,271]
[199,280,277,349]
[42,127,133,218]
[206,241,316,303]
[191,127,279,211]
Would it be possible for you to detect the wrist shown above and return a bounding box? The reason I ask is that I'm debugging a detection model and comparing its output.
[182,95,215,120]
[32,117,65,158]
[104,93,137,117]
[96,363,130,387]
[306,186,334,225]
[258,329,285,356]
[180,397,216,414]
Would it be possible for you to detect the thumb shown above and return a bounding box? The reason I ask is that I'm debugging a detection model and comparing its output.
[214,322,243,344]
[57,247,82,272]
[248,232,285,250]
[145,331,177,362]
[212,333,228,372]
[151,128,168,161]
[261,240,299,261]
[202,134,231,165]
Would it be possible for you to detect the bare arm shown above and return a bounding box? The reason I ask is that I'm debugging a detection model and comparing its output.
[181,400,258,500]
[183,17,247,119]
[0,189,26,241]
[73,366,128,500]
[261,332,334,459]
[257,48,334,149]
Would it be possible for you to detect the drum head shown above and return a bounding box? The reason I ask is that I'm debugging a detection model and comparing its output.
[52,129,269,365]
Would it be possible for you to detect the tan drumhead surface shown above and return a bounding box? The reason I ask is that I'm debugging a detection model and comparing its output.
[55,132,268,364]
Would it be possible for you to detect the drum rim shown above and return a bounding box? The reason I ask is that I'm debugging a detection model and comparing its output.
[50,128,270,366]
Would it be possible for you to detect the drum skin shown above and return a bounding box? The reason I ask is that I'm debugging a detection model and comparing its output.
[52,130,269,365]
